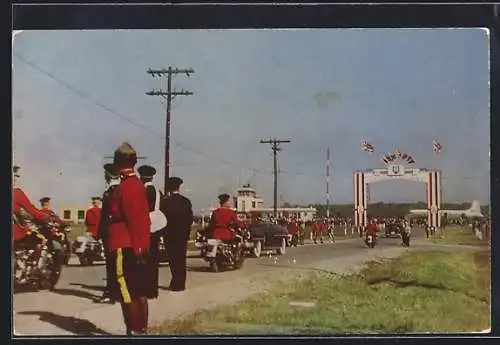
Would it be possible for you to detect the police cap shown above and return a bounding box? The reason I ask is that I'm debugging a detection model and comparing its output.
[39,197,51,204]
[218,193,231,204]
[137,165,157,178]
[166,177,183,191]
[103,163,120,178]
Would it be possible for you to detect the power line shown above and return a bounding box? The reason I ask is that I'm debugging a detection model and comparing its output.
[12,54,483,183]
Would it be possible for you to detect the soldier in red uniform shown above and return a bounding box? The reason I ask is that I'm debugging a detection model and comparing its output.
[210,194,245,241]
[12,166,53,242]
[106,142,153,335]
[365,219,378,238]
[39,197,71,226]
[85,197,102,239]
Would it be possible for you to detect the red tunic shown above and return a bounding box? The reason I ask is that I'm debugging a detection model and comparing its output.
[365,223,378,236]
[312,222,321,233]
[85,206,102,238]
[107,173,151,254]
[210,207,245,241]
[287,221,299,235]
[12,187,51,241]
[40,208,71,227]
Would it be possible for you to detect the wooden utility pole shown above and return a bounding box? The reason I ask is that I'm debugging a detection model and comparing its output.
[326,148,330,218]
[146,67,194,194]
[259,138,290,218]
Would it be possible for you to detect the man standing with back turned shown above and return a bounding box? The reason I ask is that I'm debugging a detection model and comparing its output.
[161,177,193,292]
[97,163,121,304]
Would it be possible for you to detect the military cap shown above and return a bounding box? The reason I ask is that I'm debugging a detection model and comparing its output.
[39,197,51,204]
[166,177,183,191]
[137,165,157,178]
[91,196,102,201]
[218,193,231,204]
[103,163,120,178]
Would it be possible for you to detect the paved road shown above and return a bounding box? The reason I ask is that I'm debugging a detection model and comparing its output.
[13,228,427,335]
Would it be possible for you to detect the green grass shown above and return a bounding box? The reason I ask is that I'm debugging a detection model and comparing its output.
[151,249,491,335]
[433,226,489,247]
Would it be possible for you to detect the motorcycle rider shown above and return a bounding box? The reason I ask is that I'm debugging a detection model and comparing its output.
[85,197,102,239]
[12,166,55,244]
[96,163,121,304]
[39,197,71,227]
[207,194,245,257]
[365,218,378,244]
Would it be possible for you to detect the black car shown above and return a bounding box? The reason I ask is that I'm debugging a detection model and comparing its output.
[247,222,290,258]
[385,223,402,238]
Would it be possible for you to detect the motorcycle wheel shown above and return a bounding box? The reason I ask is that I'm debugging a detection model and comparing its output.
[78,254,92,266]
[233,250,245,270]
[210,260,220,272]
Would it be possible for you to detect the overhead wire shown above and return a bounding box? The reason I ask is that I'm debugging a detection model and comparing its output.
[14,53,324,177]
[12,54,481,182]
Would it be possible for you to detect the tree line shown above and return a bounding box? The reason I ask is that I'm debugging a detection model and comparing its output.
[282,202,490,218]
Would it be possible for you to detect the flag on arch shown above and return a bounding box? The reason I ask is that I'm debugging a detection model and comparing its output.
[361,140,375,153]
[433,140,442,153]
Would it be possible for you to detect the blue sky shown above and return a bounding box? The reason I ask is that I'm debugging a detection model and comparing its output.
[12,29,490,213]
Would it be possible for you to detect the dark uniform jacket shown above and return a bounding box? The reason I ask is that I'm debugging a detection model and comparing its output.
[98,181,120,247]
[160,192,193,242]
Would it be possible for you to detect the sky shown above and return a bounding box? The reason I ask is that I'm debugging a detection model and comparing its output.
[12,28,490,213]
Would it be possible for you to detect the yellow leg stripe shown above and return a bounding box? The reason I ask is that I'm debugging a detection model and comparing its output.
[116,248,132,304]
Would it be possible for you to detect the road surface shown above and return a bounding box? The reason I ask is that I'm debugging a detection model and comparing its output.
[14,228,430,335]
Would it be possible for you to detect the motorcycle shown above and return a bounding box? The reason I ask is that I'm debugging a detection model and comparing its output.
[197,228,250,272]
[72,234,105,266]
[290,230,305,247]
[13,222,64,290]
[365,234,377,248]
[50,224,72,265]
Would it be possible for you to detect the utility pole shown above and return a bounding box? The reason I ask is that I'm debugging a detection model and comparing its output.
[326,148,330,219]
[146,67,194,195]
[259,138,290,218]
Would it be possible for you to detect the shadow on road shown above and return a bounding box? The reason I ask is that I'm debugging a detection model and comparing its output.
[16,311,111,336]
[50,288,100,301]
[14,285,40,294]
[69,283,106,292]
[186,265,213,273]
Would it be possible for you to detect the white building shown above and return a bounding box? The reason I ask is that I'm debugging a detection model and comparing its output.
[209,184,316,222]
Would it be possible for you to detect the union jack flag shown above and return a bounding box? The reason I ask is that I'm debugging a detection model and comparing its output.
[361,140,375,153]
[433,140,442,153]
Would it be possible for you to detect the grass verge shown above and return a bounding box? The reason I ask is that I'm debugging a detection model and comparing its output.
[151,249,490,335]
[432,226,489,247]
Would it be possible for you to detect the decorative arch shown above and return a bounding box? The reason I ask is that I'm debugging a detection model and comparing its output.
[353,164,442,228]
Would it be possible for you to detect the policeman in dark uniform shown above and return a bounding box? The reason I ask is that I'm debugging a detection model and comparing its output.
[137,164,163,299]
[160,177,194,292]
[97,163,121,304]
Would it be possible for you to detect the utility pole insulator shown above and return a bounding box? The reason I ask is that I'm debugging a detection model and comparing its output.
[147,66,194,195]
